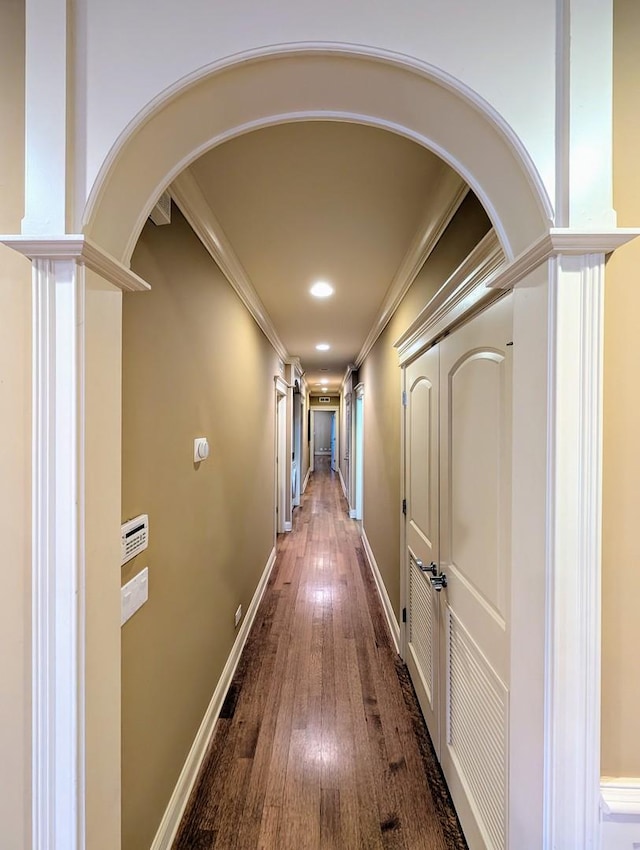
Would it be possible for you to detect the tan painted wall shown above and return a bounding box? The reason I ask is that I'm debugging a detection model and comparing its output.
[84,271,123,850]
[601,0,640,778]
[359,194,491,617]
[121,208,278,849]
[0,2,31,848]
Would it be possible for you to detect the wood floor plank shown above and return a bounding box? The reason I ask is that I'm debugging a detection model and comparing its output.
[173,457,467,850]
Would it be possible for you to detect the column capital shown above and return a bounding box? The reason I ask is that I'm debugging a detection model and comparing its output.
[0,234,150,292]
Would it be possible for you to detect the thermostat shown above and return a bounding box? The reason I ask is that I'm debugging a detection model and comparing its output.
[121,514,149,566]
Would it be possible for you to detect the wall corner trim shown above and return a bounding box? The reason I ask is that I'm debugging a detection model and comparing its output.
[149,546,278,850]
[361,529,400,654]
[0,234,151,292]
[302,467,311,494]
[600,777,640,816]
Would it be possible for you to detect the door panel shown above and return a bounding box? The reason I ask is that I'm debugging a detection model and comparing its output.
[439,294,512,850]
[404,344,440,752]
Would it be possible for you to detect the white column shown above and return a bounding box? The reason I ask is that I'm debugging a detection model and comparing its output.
[544,252,604,849]
[32,258,85,850]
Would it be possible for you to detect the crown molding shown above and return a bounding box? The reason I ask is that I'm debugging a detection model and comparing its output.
[394,229,505,364]
[487,227,640,291]
[355,169,468,368]
[0,234,151,292]
[170,170,289,362]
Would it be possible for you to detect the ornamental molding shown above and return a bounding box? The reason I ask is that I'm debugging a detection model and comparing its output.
[0,234,151,292]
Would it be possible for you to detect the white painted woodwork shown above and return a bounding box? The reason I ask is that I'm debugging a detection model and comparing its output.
[404,295,513,850]
[438,294,512,850]
[275,377,288,535]
[83,48,552,266]
[404,344,441,753]
[543,253,606,850]
[32,258,86,850]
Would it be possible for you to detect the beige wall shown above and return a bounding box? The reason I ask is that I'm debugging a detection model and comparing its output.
[359,194,491,617]
[601,0,640,778]
[0,2,31,848]
[85,271,123,850]
[121,208,279,849]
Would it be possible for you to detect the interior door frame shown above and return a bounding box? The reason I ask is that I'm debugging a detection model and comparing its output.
[275,376,289,535]
[354,383,364,521]
[309,405,340,474]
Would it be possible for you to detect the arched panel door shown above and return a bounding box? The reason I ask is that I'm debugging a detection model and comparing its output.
[404,344,441,752]
[438,294,512,850]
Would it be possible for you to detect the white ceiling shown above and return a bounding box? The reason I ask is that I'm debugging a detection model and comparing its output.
[177,121,467,392]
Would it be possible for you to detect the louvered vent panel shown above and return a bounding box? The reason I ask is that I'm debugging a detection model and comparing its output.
[448,612,507,850]
[409,558,433,700]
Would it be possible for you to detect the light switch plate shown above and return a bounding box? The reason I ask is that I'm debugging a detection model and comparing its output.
[121,567,149,626]
[194,437,210,463]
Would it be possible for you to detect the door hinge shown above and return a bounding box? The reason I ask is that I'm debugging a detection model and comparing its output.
[402,607,407,623]
[402,498,407,515]
[402,390,407,407]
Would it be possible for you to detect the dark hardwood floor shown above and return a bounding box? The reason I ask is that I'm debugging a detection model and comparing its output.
[173,458,467,849]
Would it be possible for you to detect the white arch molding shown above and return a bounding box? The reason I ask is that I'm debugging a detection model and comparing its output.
[82,44,553,265]
[3,41,636,850]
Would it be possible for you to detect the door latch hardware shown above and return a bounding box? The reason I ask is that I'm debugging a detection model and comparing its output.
[416,559,438,576]
[429,573,448,592]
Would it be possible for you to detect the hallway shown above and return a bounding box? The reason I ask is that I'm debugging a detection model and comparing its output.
[172,459,466,849]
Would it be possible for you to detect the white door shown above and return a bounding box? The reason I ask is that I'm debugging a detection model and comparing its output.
[439,294,512,850]
[403,294,512,850]
[404,344,441,752]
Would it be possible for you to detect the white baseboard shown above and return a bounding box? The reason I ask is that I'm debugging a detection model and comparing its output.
[601,778,640,849]
[302,467,311,493]
[349,508,357,519]
[150,546,277,850]
[361,529,400,654]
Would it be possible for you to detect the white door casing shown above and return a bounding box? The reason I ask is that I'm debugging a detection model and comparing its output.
[275,376,288,534]
[354,385,364,522]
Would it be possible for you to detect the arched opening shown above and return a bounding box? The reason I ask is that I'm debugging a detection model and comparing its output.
[83,46,552,265]
[80,44,560,850]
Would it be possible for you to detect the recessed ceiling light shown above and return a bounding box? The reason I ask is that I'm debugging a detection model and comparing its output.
[316,343,330,351]
[310,281,334,298]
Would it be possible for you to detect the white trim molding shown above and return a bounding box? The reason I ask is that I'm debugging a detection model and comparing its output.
[356,169,468,367]
[601,778,640,817]
[32,258,86,850]
[170,170,289,362]
[361,529,400,654]
[487,228,640,291]
[0,234,151,292]
[302,467,311,494]
[150,546,277,850]
[600,778,640,850]
[543,252,606,850]
[394,229,505,364]
[394,227,640,367]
